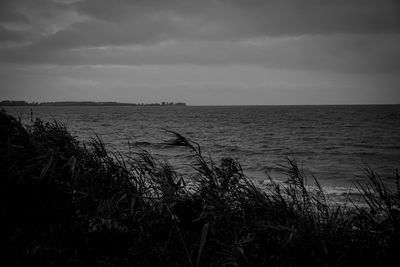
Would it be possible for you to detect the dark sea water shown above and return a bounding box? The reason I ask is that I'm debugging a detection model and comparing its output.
[5,105,400,201]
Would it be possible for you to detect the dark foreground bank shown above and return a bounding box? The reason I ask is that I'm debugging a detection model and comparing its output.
[1,109,399,266]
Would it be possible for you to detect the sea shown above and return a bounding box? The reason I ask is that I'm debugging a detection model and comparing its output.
[5,105,400,203]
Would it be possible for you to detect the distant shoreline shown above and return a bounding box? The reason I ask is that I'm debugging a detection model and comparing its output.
[1,101,399,107]
[0,100,187,107]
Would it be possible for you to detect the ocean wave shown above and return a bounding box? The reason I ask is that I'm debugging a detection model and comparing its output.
[6,105,400,194]
[256,178,363,204]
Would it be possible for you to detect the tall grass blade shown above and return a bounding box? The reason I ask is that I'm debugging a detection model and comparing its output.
[196,222,209,267]
[39,154,54,179]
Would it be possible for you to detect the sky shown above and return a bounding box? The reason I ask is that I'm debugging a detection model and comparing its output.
[0,0,399,105]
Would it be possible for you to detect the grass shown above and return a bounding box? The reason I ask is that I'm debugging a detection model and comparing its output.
[1,109,399,266]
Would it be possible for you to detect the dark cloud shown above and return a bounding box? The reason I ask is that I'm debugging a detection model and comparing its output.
[73,0,400,36]
[0,25,29,44]
[74,0,400,34]
[0,0,80,45]
[0,10,30,25]
[30,0,400,50]
[0,0,399,74]
[36,15,187,49]
[1,0,400,47]
[2,34,399,74]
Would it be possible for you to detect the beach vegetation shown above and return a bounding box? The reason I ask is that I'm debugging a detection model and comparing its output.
[1,109,399,266]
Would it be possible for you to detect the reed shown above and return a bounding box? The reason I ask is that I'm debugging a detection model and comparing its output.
[1,109,399,266]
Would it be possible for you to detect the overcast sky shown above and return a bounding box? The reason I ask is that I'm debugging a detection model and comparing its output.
[0,0,399,105]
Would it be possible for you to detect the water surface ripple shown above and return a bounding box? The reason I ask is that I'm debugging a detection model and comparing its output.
[6,105,400,196]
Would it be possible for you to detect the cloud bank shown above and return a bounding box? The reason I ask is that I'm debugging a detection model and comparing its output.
[0,0,399,104]
[0,0,399,72]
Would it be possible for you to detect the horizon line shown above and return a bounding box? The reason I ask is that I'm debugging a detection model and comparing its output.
[1,100,399,107]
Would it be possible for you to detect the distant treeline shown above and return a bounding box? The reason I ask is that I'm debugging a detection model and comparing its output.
[0,100,186,106]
